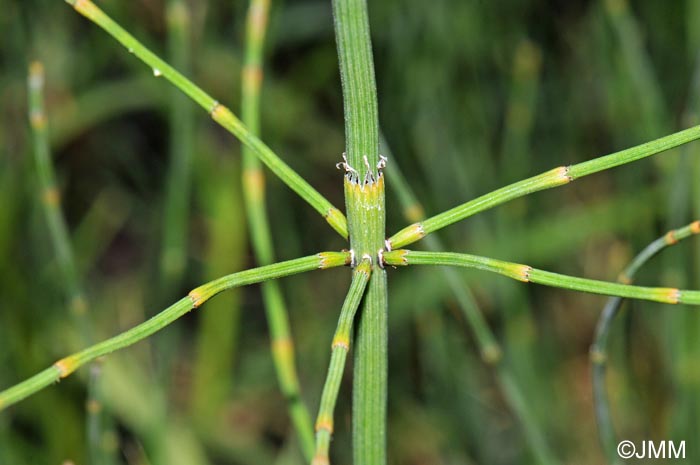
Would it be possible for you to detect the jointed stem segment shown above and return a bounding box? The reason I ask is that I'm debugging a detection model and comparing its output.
[388,125,700,249]
[28,62,84,320]
[332,1,387,463]
[64,0,348,239]
[313,259,372,465]
[591,220,700,463]
[0,252,350,411]
[384,250,700,304]
[241,0,314,457]
[28,60,106,463]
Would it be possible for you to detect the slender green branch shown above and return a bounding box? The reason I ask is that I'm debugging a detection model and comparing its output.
[28,61,108,464]
[241,0,314,457]
[590,220,700,463]
[388,125,700,249]
[0,251,350,411]
[64,0,348,239]
[384,143,557,464]
[384,250,700,304]
[313,259,371,465]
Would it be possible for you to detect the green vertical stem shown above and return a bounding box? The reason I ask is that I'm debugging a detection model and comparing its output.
[332,1,386,463]
[159,0,194,298]
[241,0,314,457]
[351,270,387,465]
[27,61,107,465]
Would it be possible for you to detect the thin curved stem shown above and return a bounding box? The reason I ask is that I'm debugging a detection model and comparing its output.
[313,259,371,465]
[383,249,700,305]
[590,220,700,463]
[0,252,350,411]
[64,0,348,239]
[388,125,700,249]
[241,0,315,457]
[28,61,108,464]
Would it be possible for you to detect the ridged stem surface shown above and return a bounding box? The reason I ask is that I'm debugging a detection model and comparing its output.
[313,260,371,465]
[332,1,386,463]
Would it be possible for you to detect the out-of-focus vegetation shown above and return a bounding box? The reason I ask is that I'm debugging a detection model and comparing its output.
[2,0,700,464]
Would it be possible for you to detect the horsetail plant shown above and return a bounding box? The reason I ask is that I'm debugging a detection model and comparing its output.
[27,60,110,465]
[241,0,315,458]
[4,1,700,464]
[591,220,700,464]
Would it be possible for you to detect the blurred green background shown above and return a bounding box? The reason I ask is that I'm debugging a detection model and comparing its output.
[2,0,700,464]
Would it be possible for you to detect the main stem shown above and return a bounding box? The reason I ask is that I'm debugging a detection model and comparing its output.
[332,0,387,463]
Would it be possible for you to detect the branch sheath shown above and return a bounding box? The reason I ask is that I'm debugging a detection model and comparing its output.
[313,260,371,465]
[384,250,700,304]
[590,220,700,463]
[389,125,700,248]
[0,252,350,411]
[241,0,314,457]
[64,0,348,238]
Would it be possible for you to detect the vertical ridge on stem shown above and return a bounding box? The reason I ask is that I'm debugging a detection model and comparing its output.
[333,0,387,463]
